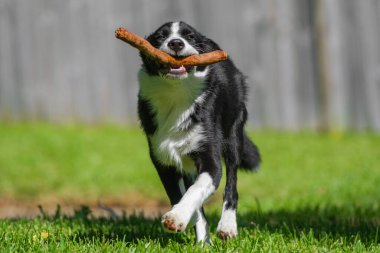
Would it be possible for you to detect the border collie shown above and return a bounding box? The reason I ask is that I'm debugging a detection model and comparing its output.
[137,21,260,243]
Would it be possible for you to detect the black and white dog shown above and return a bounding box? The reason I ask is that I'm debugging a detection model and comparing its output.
[137,21,260,242]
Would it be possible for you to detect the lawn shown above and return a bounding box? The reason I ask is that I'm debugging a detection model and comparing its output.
[0,123,379,252]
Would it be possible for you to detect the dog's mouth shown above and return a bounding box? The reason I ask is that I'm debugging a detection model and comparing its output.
[159,55,195,79]
[159,64,194,79]
[168,65,187,75]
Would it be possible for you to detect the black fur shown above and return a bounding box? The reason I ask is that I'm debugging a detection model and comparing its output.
[137,21,261,239]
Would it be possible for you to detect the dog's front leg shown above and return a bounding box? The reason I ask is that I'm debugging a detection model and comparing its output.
[162,148,222,234]
[161,172,216,233]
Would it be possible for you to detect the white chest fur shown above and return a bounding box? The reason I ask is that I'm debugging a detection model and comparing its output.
[138,69,207,170]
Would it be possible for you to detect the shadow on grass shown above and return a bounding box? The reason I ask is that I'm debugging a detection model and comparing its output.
[37,205,189,246]
[34,204,379,246]
[236,205,380,245]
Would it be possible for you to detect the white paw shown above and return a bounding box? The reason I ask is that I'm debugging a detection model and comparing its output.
[216,221,237,240]
[161,210,189,233]
[216,209,238,240]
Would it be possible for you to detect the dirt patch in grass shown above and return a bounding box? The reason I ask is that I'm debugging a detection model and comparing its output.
[0,194,170,219]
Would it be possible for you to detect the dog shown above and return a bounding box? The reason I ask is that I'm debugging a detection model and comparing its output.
[137,21,260,243]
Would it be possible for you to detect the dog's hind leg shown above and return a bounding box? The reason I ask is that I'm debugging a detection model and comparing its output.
[217,116,244,240]
[193,208,210,243]
[183,175,210,243]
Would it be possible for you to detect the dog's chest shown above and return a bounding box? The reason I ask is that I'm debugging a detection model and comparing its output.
[138,69,206,169]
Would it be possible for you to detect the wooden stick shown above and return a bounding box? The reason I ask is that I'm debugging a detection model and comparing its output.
[115,27,228,67]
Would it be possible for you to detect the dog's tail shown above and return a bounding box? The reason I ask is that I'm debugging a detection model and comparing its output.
[239,132,261,171]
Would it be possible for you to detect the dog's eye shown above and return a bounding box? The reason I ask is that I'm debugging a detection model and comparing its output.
[156,34,167,40]
[155,31,169,41]
[186,33,195,40]
[182,29,195,40]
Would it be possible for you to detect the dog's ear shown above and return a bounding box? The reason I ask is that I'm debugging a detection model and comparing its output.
[201,37,222,53]
[145,22,172,48]
[145,34,157,47]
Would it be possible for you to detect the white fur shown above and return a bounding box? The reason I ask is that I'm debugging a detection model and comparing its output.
[216,202,238,238]
[194,209,210,243]
[160,21,199,57]
[194,67,209,78]
[138,69,207,169]
[172,21,180,34]
[162,173,215,232]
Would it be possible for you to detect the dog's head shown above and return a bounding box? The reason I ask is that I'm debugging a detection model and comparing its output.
[140,21,220,79]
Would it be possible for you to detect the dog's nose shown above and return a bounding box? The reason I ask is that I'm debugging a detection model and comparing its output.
[168,39,185,53]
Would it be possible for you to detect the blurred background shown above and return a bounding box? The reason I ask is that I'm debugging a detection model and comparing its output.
[0,0,380,221]
[1,0,379,131]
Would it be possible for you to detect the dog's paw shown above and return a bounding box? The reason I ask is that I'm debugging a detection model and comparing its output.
[161,211,188,233]
[216,229,237,240]
[216,216,237,240]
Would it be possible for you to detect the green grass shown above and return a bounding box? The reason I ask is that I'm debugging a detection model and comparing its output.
[0,123,379,252]
[1,206,379,252]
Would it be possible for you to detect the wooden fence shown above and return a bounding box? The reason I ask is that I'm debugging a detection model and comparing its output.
[0,0,379,130]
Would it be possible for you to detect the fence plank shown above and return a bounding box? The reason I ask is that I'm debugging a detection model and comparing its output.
[0,0,379,130]
[355,0,380,130]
